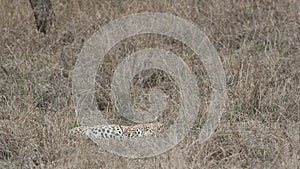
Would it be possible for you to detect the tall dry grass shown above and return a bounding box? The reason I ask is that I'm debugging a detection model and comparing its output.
[0,0,299,168]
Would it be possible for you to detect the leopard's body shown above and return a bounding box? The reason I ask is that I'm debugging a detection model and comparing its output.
[71,122,163,139]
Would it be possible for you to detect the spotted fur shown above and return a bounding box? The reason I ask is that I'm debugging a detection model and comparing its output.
[71,122,163,139]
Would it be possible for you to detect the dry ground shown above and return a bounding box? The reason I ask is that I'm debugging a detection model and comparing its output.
[0,0,300,168]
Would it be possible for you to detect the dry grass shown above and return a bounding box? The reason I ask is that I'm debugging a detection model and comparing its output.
[0,0,300,168]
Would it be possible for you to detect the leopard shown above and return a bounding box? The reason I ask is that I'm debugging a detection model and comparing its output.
[70,121,163,140]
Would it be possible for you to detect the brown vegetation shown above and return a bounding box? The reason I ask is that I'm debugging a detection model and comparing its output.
[0,0,299,168]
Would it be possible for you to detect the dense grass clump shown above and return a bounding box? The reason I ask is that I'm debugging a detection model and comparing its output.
[0,0,299,168]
